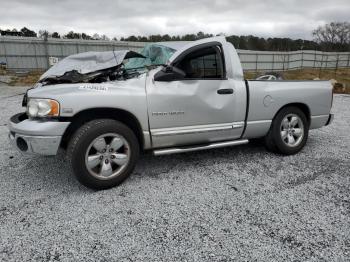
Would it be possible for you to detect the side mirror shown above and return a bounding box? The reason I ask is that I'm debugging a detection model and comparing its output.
[154,66,186,82]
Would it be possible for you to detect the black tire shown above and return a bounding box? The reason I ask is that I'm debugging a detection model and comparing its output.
[67,119,139,190]
[264,106,309,155]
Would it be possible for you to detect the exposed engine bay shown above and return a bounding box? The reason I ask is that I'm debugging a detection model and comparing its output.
[39,65,140,85]
[39,50,146,86]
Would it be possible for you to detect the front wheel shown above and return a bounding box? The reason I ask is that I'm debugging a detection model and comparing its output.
[67,119,139,190]
[264,106,309,155]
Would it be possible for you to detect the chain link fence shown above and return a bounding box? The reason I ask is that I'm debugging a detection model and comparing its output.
[1,36,350,72]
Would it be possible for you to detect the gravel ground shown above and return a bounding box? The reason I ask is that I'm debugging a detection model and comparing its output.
[0,84,349,261]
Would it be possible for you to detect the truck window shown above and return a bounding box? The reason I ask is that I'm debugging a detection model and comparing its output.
[176,46,224,79]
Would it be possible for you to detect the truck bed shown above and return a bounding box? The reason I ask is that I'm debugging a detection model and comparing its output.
[243,80,333,138]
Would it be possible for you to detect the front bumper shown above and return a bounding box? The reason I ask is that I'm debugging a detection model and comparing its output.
[8,113,70,155]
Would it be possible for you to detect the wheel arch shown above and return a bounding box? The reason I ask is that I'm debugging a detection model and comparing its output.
[273,103,311,126]
[60,107,144,150]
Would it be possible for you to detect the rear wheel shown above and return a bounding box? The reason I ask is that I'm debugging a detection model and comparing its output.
[264,107,309,155]
[67,119,139,190]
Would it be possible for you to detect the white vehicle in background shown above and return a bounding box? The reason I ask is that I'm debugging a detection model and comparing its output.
[8,37,334,189]
[256,72,283,81]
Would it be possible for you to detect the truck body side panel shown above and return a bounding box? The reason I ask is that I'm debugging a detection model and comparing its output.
[243,80,333,138]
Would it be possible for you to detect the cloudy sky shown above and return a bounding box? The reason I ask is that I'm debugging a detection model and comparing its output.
[1,0,349,40]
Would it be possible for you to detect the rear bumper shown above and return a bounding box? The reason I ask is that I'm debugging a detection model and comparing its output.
[310,114,334,129]
[8,112,70,155]
[325,113,334,126]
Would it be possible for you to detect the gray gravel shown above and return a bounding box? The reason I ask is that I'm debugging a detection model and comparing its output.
[0,83,349,261]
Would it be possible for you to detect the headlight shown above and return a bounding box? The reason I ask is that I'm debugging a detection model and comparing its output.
[26,98,60,118]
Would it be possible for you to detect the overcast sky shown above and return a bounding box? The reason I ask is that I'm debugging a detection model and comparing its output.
[1,0,349,40]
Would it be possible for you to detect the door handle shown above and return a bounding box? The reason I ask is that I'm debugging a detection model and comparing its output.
[217,88,233,95]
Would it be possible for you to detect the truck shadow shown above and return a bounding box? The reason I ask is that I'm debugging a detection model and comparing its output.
[134,139,268,179]
[10,138,311,191]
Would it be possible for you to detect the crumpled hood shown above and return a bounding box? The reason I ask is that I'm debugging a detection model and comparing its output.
[40,50,144,80]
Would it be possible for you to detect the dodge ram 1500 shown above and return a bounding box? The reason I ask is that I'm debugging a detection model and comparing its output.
[8,37,334,189]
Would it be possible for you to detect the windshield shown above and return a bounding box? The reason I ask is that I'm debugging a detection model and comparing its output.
[124,43,176,70]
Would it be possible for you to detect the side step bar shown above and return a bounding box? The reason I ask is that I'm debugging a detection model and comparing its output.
[153,139,249,156]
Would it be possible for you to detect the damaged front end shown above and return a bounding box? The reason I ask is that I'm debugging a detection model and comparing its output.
[39,50,145,86]
[37,43,178,86]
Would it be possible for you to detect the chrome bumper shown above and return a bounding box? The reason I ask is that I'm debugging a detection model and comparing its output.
[8,132,62,155]
[8,113,70,155]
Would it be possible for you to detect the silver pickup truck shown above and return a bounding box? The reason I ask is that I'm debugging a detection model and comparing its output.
[8,37,334,189]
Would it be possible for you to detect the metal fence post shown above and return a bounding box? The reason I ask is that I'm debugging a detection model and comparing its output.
[319,54,324,78]
[313,50,316,68]
[301,50,304,69]
[335,53,339,78]
[33,41,39,70]
[44,35,50,69]
[2,38,9,68]
[60,42,64,60]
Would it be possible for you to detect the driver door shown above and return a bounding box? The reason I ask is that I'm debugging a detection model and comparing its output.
[146,43,245,148]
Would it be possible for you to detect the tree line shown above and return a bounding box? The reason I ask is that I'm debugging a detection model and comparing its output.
[1,22,349,52]
[0,27,110,41]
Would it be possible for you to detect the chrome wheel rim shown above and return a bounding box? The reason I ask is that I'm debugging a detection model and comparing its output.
[85,133,130,180]
[280,114,304,147]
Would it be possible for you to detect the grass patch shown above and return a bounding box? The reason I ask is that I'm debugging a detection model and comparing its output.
[0,66,8,75]
[8,70,44,86]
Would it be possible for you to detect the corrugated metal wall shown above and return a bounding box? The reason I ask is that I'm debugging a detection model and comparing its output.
[238,49,350,71]
[1,36,349,71]
[0,36,146,71]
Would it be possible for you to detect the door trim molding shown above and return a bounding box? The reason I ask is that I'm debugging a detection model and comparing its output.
[151,122,244,137]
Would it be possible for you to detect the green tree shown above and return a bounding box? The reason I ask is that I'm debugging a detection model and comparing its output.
[38,30,49,38]
[20,27,37,37]
[125,35,138,41]
[313,22,350,51]
[65,31,82,39]
[51,32,60,38]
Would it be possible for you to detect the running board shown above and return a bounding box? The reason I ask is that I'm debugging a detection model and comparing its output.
[153,139,249,156]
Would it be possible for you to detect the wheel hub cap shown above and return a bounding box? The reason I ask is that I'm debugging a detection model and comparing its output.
[280,114,304,147]
[85,133,130,180]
